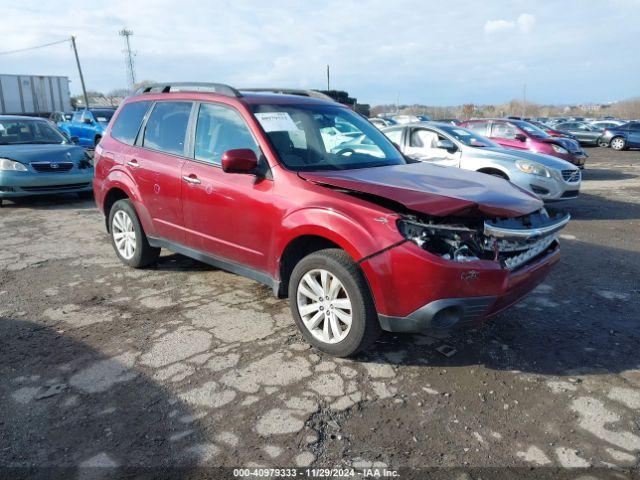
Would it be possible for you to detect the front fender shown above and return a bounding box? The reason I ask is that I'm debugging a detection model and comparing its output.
[273,207,403,307]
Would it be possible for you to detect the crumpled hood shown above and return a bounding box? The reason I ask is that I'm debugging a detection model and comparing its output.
[481,146,577,170]
[0,144,86,164]
[299,162,543,218]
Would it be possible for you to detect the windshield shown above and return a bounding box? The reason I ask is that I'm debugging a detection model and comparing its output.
[518,121,550,138]
[252,104,405,171]
[437,125,500,148]
[91,110,115,124]
[0,119,67,145]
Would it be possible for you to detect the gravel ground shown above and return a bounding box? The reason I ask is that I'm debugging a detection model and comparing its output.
[0,147,639,477]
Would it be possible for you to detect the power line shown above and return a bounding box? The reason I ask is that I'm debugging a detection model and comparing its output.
[0,38,70,56]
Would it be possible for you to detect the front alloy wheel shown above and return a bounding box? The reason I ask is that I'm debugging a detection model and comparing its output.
[297,269,352,344]
[289,249,380,357]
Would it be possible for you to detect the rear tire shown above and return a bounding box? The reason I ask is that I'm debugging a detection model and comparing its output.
[610,137,626,151]
[289,249,380,357]
[94,136,102,148]
[108,199,160,268]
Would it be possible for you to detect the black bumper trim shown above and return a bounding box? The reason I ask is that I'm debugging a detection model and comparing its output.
[378,296,497,332]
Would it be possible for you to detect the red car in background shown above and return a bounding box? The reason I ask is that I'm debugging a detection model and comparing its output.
[93,83,569,356]
[460,118,587,168]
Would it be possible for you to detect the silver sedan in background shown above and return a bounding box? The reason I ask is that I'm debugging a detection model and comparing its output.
[382,122,581,201]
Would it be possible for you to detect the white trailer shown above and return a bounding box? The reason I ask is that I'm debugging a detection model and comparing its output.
[0,74,72,116]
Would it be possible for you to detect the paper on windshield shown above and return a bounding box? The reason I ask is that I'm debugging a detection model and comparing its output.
[255,112,300,132]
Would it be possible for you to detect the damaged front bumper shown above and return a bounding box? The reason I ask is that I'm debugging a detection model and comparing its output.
[361,209,568,332]
[372,241,561,332]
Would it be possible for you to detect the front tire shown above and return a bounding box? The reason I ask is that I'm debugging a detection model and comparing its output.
[610,137,626,151]
[289,249,380,357]
[108,199,160,268]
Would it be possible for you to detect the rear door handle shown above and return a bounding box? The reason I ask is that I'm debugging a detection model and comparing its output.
[127,159,140,168]
[182,175,201,185]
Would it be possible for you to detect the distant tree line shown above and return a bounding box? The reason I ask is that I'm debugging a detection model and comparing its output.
[371,97,640,120]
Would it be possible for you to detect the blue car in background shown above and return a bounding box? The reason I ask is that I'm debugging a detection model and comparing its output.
[600,121,640,151]
[59,108,115,148]
[0,115,93,207]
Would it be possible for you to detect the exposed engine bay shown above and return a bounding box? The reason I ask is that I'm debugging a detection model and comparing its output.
[397,209,570,270]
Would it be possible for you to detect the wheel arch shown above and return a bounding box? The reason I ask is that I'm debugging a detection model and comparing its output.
[476,167,510,179]
[103,187,130,232]
[277,234,344,297]
[101,176,154,237]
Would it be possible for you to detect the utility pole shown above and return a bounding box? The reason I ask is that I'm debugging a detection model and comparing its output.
[522,83,527,118]
[70,36,89,109]
[326,65,330,91]
[119,28,136,90]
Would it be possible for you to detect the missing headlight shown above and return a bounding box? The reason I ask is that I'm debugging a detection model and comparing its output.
[397,209,567,269]
[397,218,484,262]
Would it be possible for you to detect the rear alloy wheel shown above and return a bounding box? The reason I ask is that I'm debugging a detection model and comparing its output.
[289,249,380,357]
[112,210,137,260]
[109,199,160,268]
[610,137,626,151]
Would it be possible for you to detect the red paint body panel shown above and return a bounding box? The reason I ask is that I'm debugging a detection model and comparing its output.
[93,91,565,327]
[299,162,542,217]
[361,240,560,318]
[180,158,275,271]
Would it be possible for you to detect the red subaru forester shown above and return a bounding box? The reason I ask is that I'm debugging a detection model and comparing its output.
[93,83,569,357]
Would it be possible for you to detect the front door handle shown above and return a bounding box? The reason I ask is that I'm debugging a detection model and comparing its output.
[182,175,201,185]
[127,159,140,168]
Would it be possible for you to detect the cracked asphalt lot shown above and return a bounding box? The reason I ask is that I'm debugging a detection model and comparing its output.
[0,148,639,474]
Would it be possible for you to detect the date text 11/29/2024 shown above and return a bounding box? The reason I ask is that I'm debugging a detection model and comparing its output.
[232,467,399,477]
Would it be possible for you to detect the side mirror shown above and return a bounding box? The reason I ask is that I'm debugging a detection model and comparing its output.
[436,139,456,151]
[221,149,258,174]
[514,133,527,142]
[70,136,80,144]
[83,117,93,124]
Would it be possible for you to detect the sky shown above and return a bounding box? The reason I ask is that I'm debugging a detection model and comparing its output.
[1,0,638,106]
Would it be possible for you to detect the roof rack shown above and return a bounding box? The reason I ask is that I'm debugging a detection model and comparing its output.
[240,88,335,102]
[136,82,242,98]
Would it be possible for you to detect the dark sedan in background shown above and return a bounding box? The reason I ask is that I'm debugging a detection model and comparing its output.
[553,122,603,146]
[600,121,640,150]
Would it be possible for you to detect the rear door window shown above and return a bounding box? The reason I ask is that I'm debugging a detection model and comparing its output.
[142,102,193,156]
[111,101,152,145]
